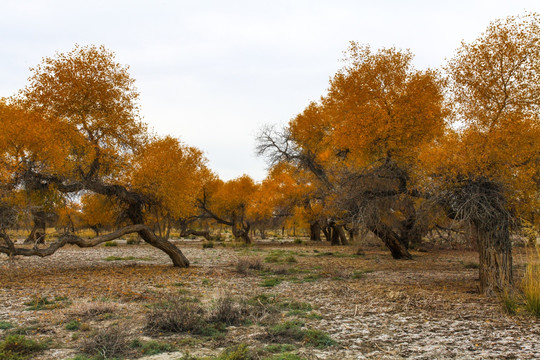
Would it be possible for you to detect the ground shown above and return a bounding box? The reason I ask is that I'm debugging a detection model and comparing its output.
[0,239,539,359]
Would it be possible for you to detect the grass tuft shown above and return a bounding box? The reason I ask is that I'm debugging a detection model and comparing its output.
[522,249,540,318]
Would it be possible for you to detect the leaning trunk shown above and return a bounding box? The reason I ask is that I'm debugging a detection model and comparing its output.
[474,222,513,295]
[127,203,190,267]
[24,221,46,245]
[369,223,412,259]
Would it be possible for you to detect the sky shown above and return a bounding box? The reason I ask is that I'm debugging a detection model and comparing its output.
[1,0,538,181]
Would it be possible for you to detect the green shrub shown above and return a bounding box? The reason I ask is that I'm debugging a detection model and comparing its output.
[0,321,14,330]
[215,343,252,360]
[103,241,117,247]
[264,353,303,360]
[265,250,297,264]
[303,329,337,348]
[0,334,48,360]
[24,296,55,311]
[260,278,282,287]
[65,320,81,331]
[264,344,296,353]
[352,269,373,279]
[500,291,518,315]
[278,300,312,312]
[130,339,176,356]
[266,320,336,348]
[203,241,215,249]
[267,320,305,341]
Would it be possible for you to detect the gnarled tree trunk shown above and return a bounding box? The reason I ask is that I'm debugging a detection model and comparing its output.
[369,223,412,259]
[310,221,321,241]
[127,203,190,267]
[473,222,512,295]
[232,221,251,243]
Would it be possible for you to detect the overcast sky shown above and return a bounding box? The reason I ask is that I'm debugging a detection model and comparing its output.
[1,0,538,181]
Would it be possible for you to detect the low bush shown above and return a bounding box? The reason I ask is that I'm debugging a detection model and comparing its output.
[260,278,282,287]
[203,241,215,249]
[0,321,14,330]
[145,297,205,333]
[0,334,49,360]
[265,320,336,348]
[24,296,56,311]
[209,295,248,326]
[65,320,81,331]
[80,325,128,359]
[130,339,176,356]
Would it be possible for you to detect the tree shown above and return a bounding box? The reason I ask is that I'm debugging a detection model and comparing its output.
[198,175,258,243]
[129,135,210,240]
[0,46,190,267]
[258,44,446,257]
[423,13,540,294]
[80,193,120,236]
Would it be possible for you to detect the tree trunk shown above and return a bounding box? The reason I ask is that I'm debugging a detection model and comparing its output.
[309,221,321,241]
[370,223,412,259]
[232,221,251,243]
[322,226,331,242]
[260,228,267,240]
[91,226,101,237]
[347,227,360,243]
[474,222,513,295]
[24,221,46,245]
[329,223,348,245]
[127,203,190,267]
[180,229,212,241]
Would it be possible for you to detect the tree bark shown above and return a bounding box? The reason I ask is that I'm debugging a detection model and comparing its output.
[137,227,190,267]
[473,222,513,295]
[232,221,251,243]
[180,229,212,241]
[329,223,348,245]
[126,203,190,267]
[309,221,321,241]
[369,223,412,259]
[322,226,331,242]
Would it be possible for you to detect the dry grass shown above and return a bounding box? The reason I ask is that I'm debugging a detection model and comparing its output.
[522,247,540,317]
[80,324,129,359]
[145,296,205,334]
[1,243,539,359]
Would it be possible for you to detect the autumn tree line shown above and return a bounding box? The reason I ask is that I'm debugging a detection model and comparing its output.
[0,14,538,295]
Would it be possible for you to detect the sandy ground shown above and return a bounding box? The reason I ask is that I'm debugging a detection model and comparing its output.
[0,240,538,359]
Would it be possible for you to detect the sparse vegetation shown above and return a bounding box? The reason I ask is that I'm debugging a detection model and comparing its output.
[522,251,540,317]
[65,320,81,331]
[80,325,128,359]
[129,338,177,356]
[0,321,14,330]
[0,334,49,360]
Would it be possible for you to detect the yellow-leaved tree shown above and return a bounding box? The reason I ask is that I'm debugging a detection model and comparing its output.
[422,13,540,294]
[258,44,447,257]
[0,45,190,267]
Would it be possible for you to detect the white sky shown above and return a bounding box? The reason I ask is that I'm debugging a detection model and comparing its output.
[1,0,538,181]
